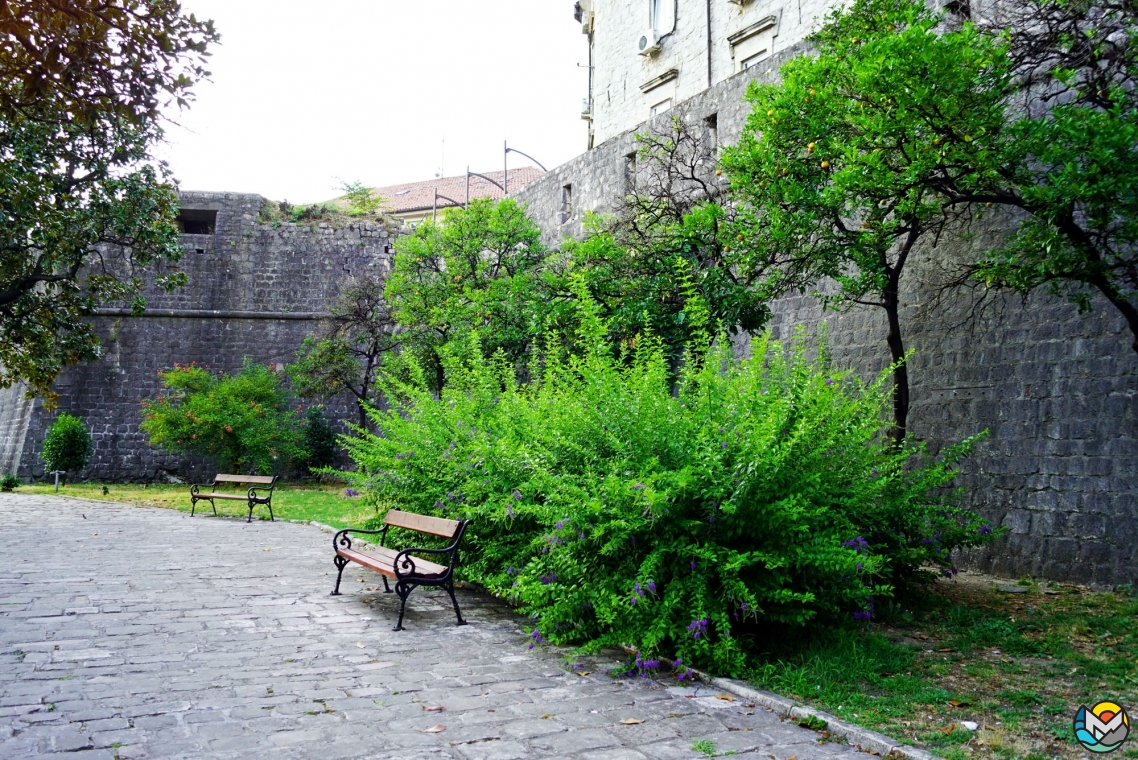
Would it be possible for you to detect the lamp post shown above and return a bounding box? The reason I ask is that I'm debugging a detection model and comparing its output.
[503,141,548,194]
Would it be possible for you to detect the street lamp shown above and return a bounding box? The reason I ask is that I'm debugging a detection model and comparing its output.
[504,141,548,194]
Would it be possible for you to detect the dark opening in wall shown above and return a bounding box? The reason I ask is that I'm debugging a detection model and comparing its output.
[624,152,637,193]
[704,113,719,154]
[560,184,574,223]
[177,208,217,235]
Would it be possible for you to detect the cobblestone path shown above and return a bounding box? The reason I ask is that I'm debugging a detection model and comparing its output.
[0,494,876,759]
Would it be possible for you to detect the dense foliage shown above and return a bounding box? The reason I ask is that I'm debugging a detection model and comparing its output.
[140,360,304,475]
[342,289,993,674]
[40,412,93,474]
[302,406,338,474]
[0,1,218,404]
[0,474,18,492]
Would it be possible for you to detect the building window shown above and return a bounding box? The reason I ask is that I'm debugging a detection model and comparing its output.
[560,184,574,222]
[624,152,637,193]
[650,0,663,29]
[740,51,768,70]
[177,209,217,235]
[650,98,672,117]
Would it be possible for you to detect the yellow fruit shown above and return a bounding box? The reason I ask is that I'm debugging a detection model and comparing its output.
[715,169,722,176]
[821,160,830,169]
[781,168,789,175]
[737,234,744,241]
[767,109,775,117]
[808,142,816,152]
[933,138,941,145]
[985,202,992,207]
[852,37,859,43]
[809,89,817,95]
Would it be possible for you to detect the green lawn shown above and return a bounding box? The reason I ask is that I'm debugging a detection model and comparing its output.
[746,575,1138,760]
[15,481,377,529]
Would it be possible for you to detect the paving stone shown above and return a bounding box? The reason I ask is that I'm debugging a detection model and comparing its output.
[0,494,883,759]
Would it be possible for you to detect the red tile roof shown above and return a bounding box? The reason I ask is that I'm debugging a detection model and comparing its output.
[372,167,546,215]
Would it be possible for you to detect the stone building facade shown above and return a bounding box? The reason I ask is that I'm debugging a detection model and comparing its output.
[0,192,396,482]
[578,0,831,146]
[513,45,1138,586]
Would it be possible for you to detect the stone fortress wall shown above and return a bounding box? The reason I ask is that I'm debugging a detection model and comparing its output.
[0,191,395,483]
[511,47,1138,586]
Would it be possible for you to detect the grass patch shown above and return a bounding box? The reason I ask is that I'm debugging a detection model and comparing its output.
[17,481,374,530]
[747,573,1138,760]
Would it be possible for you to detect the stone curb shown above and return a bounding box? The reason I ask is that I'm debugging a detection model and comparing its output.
[691,671,942,760]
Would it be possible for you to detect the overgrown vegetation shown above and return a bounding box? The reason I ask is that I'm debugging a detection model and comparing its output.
[140,359,305,475]
[341,285,993,674]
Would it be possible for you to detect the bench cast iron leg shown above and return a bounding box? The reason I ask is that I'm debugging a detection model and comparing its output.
[331,556,349,595]
[382,576,391,594]
[446,579,467,626]
[393,581,412,631]
[246,500,255,523]
[190,497,195,517]
[267,501,274,522]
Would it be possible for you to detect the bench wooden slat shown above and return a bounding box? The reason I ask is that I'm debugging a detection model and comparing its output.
[213,474,275,485]
[383,509,461,539]
[336,546,448,578]
[199,492,249,500]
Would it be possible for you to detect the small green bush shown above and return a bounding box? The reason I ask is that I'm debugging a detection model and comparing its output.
[140,359,305,475]
[343,290,993,674]
[1,474,20,492]
[40,412,93,474]
[303,406,338,474]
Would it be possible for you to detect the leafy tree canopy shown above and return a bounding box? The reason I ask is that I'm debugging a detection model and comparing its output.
[721,0,1012,442]
[0,1,218,405]
[384,198,566,393]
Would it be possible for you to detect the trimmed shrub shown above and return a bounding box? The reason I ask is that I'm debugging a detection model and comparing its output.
[41,412,93,474]
[1,474,19,492]
[343,293,993,674]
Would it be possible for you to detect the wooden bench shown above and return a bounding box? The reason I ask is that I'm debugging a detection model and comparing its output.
[190,474,279,523]
[331,510,472,631]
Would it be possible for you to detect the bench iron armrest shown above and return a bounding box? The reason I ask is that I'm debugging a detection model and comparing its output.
[190,483,211,496]
[332,526,389,553]
[247,486,272,503]
[392,520,470,580]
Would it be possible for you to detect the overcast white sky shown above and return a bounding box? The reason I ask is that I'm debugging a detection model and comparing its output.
[155,1,590,203]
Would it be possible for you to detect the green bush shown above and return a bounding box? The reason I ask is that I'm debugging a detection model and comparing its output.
[343,289,994,674]
[140,359,305,475]
[40,412,93,474]
[1,474,20,492]
[303,406,338,474]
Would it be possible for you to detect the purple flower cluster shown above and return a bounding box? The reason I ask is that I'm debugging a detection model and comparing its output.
[852,596,875,622]
[841,536,869,553]
[505,505,516,519]
[505,566,518,575]
[687,618,710,640]
[344,488,359,498]
[979,524,992,535]
[632,483,646,490]
[512,489,523,501]
[539,573,558,585]
[527,629,543,650]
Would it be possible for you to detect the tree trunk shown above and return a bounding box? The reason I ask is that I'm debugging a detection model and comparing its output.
[1090,274,1138,354]
[883,283,909,446]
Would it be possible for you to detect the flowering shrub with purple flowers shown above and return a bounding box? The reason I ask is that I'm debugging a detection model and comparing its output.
[342,285,994,674]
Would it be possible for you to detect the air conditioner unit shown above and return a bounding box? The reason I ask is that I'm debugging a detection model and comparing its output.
[637,29,661,56]
[581,98,592,120]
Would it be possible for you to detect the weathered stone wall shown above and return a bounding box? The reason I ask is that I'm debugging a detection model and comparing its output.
[1,191,397,482]
[511,53,1138,586]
